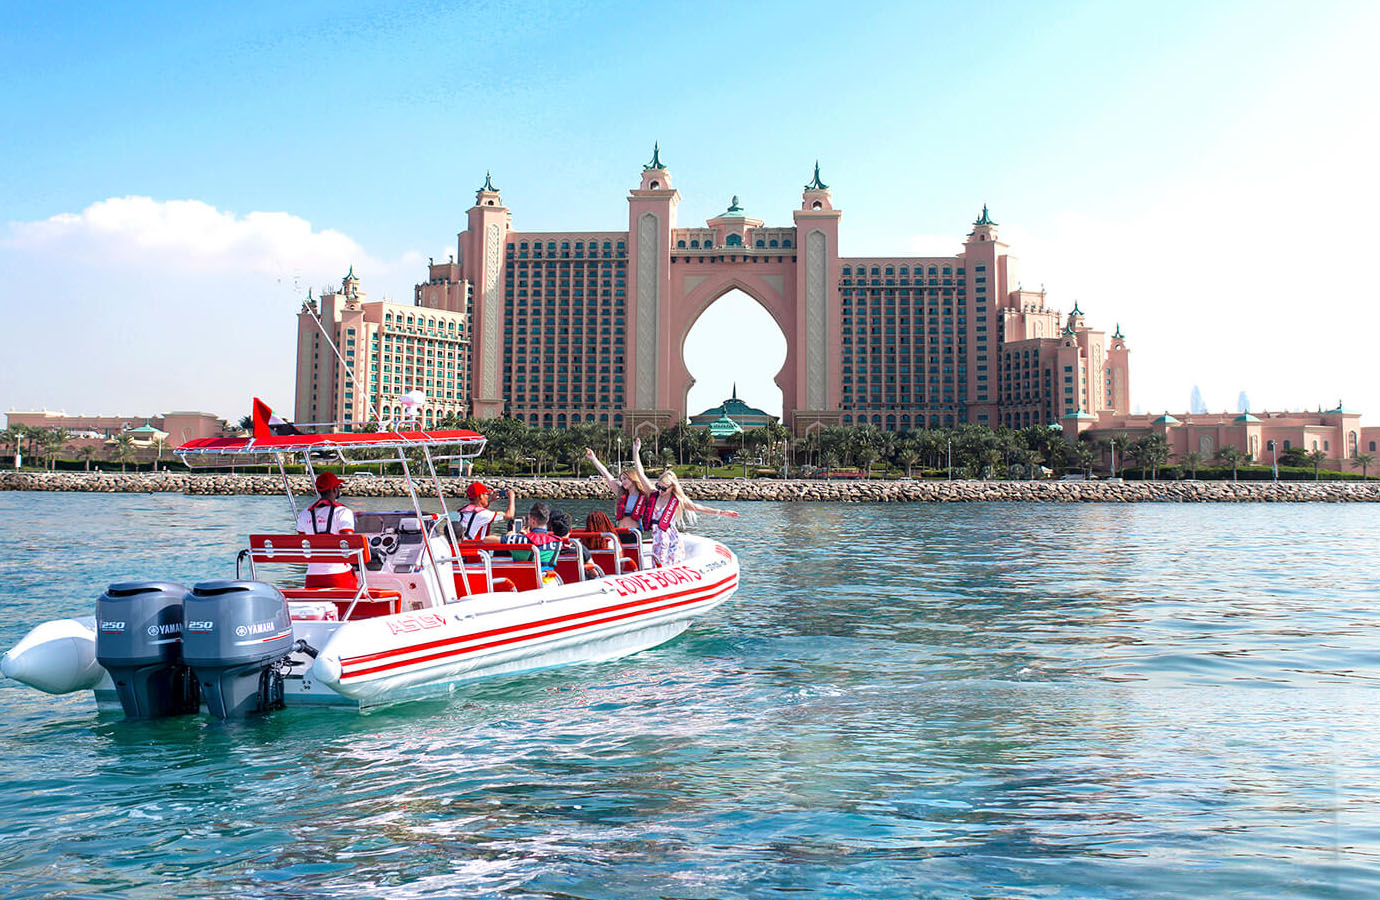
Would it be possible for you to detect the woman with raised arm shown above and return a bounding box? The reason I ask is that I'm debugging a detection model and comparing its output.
[641,469,739,568]
[585,438,655,530]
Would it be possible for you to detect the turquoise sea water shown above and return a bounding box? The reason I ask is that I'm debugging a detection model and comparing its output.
[1,491,1378,899]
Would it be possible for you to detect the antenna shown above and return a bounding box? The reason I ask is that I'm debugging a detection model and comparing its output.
[299,293,381,426]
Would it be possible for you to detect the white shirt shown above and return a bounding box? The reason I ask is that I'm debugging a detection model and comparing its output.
[456,504,501,540]
[295,502,357,575]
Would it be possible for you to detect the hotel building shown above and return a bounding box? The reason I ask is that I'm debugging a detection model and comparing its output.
[294,267,470,427]
[297,149,1126,436]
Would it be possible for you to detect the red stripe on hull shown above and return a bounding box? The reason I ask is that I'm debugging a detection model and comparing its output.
[340,573,738,668]
[339,577,737,681]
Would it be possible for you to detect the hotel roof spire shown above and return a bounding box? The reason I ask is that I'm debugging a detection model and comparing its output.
[974,204,997,227]
[644,142,665,170]
[805,161,829,191]
[481,171,497,192]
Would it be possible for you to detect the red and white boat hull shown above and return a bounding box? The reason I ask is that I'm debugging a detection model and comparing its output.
[303,535,739,706]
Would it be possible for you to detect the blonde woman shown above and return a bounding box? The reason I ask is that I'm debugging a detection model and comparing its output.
[635,464,739,567]
[586,438,655,529]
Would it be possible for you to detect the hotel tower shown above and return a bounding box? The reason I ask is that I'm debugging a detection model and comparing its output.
[296,148,1129,436]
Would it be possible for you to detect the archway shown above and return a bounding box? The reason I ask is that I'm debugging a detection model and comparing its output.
[682,289,787,421]
[664,271,799,432]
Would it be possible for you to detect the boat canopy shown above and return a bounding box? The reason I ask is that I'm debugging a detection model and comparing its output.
[178,428,485,457]
[175,428,487,469]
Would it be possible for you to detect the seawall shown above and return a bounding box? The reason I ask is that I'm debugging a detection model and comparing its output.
[2,471,1378,502]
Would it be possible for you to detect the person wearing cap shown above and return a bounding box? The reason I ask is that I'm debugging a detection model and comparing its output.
[455,481,515,542]
[296,472,358,588]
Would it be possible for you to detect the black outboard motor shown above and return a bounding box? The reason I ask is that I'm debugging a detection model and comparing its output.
[95,581,201,719]
[181,581,294,719]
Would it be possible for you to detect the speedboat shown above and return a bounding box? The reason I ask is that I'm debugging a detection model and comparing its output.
[1,409,740,716]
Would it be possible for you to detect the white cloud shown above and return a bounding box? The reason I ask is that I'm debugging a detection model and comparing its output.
[1,197,424,422]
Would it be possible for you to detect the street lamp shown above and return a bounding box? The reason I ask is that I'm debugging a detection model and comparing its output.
[1268,439,1278,481]
[947,438,952,481]
[616,435,623,472]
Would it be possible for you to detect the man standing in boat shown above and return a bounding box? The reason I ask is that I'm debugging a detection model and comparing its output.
[296,472,357,589]
[455,481,516,542]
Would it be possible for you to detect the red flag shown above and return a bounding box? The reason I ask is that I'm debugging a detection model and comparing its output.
[252,398,301,438]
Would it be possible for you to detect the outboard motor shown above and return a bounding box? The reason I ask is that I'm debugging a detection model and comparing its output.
[181,581,294,719]
[95,581,200,719]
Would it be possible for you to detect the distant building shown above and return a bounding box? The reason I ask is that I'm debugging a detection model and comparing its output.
[688,385,776,431]
[1070,402,1379,471]
[4,410,229,445]
[294,267,471,428]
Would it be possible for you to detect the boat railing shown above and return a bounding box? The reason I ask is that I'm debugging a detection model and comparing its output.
[242,533,392,621]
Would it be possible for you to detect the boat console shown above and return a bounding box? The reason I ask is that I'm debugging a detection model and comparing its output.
[354,510,452,575]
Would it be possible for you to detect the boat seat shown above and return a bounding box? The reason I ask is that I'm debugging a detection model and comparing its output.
[461,541,547,592]
[570,530,625,577]
[450,546,517,594]
[615,528,644,571]
[248,533,370,567]
[554,547,585,584]
[246,534,395,619]
[280,587,402,619]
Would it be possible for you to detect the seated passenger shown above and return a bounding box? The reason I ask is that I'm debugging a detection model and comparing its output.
[296,472,358,589]
[502,502,563,584]
[582,510,618,551]
[455,481,515,542]
[551,509,602,580]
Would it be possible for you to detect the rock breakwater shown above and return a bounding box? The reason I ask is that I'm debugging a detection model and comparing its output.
[3,471,1377,502]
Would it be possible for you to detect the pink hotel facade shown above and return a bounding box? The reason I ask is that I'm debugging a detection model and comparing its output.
[299,150,1128,435]
[294,150,1377,467]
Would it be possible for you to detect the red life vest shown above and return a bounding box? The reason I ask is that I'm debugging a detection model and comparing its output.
[617,489,646,522]
[458,503,494,540]
[305,499,345,534]
[643,495,680,532]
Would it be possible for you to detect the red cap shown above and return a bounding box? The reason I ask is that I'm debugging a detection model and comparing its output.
[466,481,492,500]
[315,472,343,491]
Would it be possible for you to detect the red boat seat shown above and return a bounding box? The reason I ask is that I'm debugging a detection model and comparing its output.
[570,530,626,577]
[458,541,546,592]
[615,528,644,572]
[248,533,370,567]
[280,587,402,619]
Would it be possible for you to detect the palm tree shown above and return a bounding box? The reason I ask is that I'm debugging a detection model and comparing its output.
[1352,452,1374,480]
[112,433,137,473]
[42,429,69,470]
[77,445,99,471]
[1074,441,1097,478]
[1133,434,1170,480]
[1305,448,1328,481]
[979,446,1002,480]
[0,426,23,466]
[693,438,717,479]
[896,446,920,479]
[1182,450,1204,480]
[856,443,880,479]
[1214,445,1244,481]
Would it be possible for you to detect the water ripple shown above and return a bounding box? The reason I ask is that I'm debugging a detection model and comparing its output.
[0,494,1378,898]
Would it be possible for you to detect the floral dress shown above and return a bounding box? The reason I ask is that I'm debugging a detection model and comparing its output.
[648,496,684,567]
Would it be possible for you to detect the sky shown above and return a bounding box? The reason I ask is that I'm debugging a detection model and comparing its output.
[2,0,1377,425]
